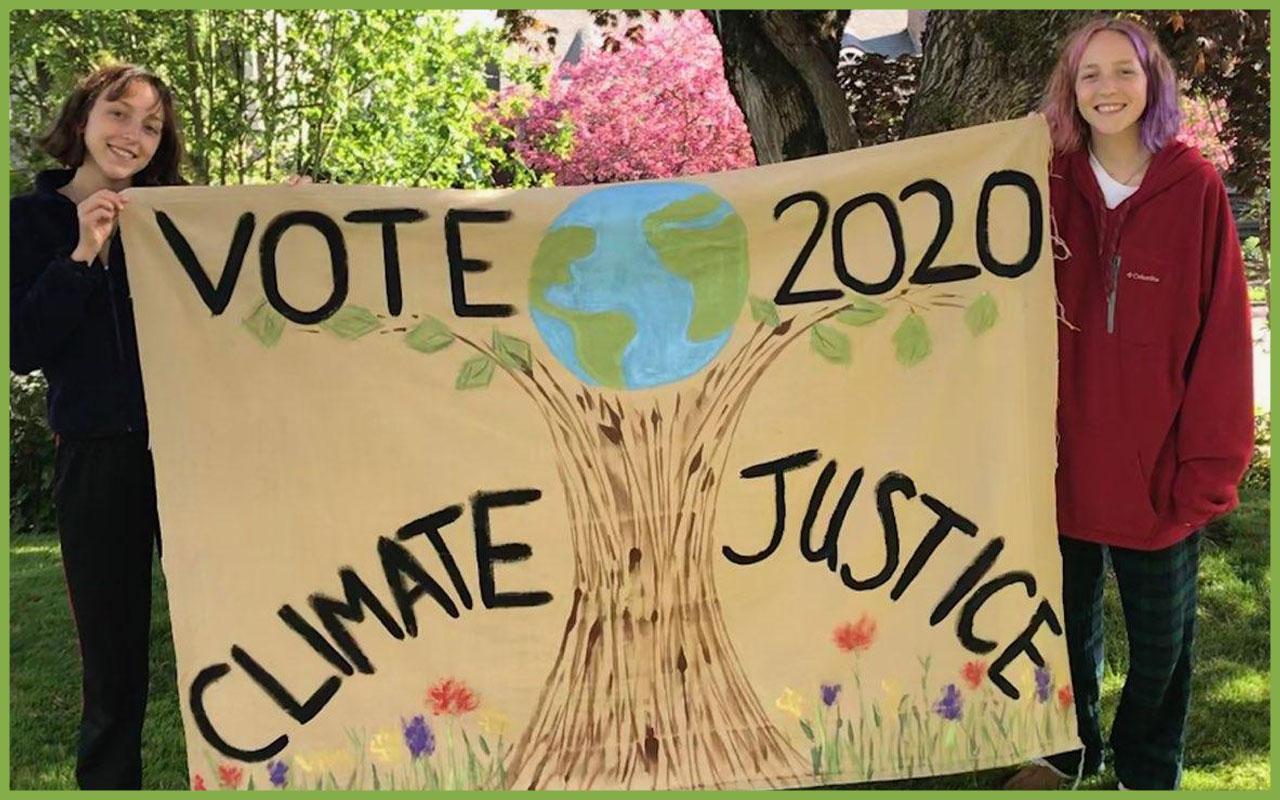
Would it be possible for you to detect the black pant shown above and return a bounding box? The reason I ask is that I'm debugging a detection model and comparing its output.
[1045,532,1200,789]
[53,433,160,790]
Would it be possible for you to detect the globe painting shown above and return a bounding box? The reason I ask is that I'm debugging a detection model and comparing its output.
[529,182,749,389]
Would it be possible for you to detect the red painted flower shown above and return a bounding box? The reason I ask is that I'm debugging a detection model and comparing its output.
[217,763,244,789]
[832,614,877,653]
[1058,684,1074,710]
[961,659,988,689]
[427,677,480,716]
[192,774,207,791]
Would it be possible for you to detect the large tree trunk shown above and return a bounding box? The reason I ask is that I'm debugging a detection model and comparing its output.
[705,10,857,165]
[458,304,855,789]
[902,10,1094,138]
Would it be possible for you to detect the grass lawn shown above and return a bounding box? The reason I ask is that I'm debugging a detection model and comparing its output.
[9,486,1270,790]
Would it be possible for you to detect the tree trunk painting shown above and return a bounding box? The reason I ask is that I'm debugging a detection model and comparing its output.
[449,300,854,789]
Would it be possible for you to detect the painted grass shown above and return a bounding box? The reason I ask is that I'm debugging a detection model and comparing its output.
[9,486,1269,790]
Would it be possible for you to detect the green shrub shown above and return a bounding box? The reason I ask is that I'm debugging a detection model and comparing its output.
[10,372,55,536]
[1242,410,1270,492]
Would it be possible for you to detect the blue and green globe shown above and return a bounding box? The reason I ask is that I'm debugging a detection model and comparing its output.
[529,182,749,390]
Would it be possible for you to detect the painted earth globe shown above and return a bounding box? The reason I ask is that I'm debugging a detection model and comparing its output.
[529,182,748,390]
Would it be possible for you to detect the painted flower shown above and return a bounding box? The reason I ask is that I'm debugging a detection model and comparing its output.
[478,710,511,737]
[192,774,207,791]
[217,763,244,789]
[832,613,877,653]
[1058,684,1075,710]
[881,678,902,710]
[267,759,288,788]
[427,677,481,716]
[1015,665,1036,699]
[1034,665,1053,703]
[820,683,842,707]
[775,686,805,718]
[403,714,436,759]
[961,659,987,690]
[933,683,963,721]
[370,729,406,765]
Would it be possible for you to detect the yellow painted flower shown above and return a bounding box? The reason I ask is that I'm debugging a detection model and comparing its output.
[293,752,323,775]
[294,749,352,776]
[369,729,406,765]
[881,679,903,710]
[775,686,805,718]
[1016,666,1037,700]
[478,710,510,737]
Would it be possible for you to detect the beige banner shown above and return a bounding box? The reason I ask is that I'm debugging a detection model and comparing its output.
[120,115,1077,791]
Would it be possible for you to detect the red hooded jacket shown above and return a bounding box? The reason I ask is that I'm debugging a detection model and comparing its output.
[1051,141,1254,551]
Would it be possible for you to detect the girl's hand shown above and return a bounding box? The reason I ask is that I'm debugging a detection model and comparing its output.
[70,189,128,264]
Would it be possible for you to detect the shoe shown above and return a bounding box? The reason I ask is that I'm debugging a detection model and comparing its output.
[1003,761,1069,790]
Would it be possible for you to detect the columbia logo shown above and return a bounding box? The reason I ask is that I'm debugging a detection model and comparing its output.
[1126,272,1160,283]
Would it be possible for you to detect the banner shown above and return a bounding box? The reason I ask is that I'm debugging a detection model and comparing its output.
[120,115,1078,791]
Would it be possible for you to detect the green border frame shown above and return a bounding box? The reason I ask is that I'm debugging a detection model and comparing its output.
[2,3,1273,798]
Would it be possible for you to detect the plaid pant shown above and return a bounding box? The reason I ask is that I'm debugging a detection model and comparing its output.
[1045,531,1200,790]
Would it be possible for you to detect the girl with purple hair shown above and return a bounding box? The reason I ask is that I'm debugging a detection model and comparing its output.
[1005,16,1254,791]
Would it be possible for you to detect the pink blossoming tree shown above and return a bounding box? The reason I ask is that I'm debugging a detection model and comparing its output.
[503,13,756,185]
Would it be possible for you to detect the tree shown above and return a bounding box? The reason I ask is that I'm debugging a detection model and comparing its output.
[9,9,539,190]
[500,13,755,185]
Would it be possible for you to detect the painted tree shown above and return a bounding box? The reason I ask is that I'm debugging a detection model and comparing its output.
[501,13,755,185]
[247,182,999,789]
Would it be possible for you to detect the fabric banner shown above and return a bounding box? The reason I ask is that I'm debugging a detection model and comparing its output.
[120,115,1078,791]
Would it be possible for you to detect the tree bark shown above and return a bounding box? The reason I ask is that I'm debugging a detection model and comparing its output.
[902,10,1094,138]
[706,10,856,165]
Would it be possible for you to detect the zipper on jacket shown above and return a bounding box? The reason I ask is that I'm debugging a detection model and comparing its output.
[1106,253,1121,334]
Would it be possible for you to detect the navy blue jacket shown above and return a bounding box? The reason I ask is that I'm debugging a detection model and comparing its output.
[10,169,148,437]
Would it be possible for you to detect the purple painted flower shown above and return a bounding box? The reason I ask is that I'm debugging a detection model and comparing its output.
[1034,665,1053,703]
[266,759,288,788]
[402,714,436,759]
[933,683,963,721]
[820,683,842,707]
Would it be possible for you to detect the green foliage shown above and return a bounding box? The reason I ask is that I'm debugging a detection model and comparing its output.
[10,10,545,191]
[455,355,495,390]
[9,373,56,537]
[892,313,932,367]
[491,330,532,373]
[835,298,887,327]
[321,306,383,340]
[241,300,285,347]
[964,293,999,337]
[404,316,455,354]
[810,323,852,365]
[749,295,781,328]
[1242,411,1269,491]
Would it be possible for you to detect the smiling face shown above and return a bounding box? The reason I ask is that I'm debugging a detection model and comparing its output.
[1075,30,1148,141]
[80,79,164,184]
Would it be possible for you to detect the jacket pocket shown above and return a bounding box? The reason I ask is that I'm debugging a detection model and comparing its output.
[1060,422,1159,536]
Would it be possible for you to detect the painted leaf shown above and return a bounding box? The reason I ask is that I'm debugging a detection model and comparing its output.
[320,306,382,339]
[405,316,455,353]
[799,719,816,741]
[835,297,887,326]
[893,313,932,367]
[965,292,999,337]
[455,355,495,390]
[809,323,851,365]
[242,300,285,347]
[492,330,533,372]
[749,295,780,328]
